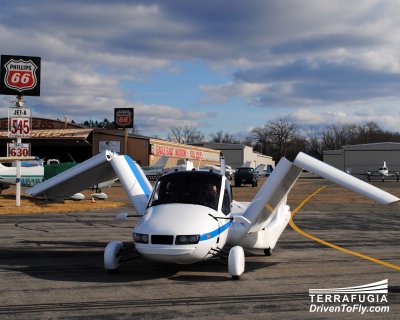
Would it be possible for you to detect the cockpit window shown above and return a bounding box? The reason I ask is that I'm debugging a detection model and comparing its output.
[148,172,222,211]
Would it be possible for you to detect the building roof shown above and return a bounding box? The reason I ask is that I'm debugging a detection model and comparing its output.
[342,142,400,151]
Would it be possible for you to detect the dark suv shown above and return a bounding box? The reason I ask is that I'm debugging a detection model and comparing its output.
[234,167,258,187]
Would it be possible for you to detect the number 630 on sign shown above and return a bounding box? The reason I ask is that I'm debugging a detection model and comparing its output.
[7,143,31,157]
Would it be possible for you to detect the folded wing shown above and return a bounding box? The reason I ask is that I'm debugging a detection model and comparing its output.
[26,151,152,215]
[229,152,399,248]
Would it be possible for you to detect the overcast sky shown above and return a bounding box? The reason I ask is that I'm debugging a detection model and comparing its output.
[1,0,400,138]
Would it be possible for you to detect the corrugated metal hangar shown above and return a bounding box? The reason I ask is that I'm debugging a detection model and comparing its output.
[323,142,400,174]
[193,142,275,169]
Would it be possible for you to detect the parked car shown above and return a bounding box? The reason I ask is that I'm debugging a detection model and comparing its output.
[234,167,258,187]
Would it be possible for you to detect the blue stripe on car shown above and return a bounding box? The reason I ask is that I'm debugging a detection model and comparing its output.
[199,220,232,241]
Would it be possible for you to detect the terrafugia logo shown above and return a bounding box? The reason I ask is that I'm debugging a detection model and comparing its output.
[309,279,390,315]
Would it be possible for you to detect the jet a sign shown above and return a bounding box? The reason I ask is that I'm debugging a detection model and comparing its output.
[0,55,41,96]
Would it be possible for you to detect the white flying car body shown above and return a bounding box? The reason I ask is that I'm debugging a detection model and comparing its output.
[26,150,399,279]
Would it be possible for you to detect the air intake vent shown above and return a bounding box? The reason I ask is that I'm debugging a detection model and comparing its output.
[151,235,174,245]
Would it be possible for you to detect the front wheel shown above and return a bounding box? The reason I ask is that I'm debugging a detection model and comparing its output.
[228,246,245,280]
[104,240,122,272]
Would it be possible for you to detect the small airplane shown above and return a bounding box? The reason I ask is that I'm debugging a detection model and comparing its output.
[348,161,400,182]
[0,157,116,200]
[162,158,194,174]
[26,150,399,279]
[142,156,169,181]
[200,163,235,179]
[240,160,252,168]
[254,164,266,177]
[263,164,274,177]
[0,159,44,192]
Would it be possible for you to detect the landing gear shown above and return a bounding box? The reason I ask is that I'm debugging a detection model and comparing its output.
[264,248,272,256]
[104,241,140,273]
[92,185,102,193]
[228,246,245,280]
[104,241,123,273]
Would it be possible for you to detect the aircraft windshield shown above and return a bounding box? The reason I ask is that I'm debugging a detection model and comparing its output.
[148,172,222,211]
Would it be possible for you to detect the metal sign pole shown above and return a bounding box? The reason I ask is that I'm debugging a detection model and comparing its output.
[15,95,23,207]
[124,128,128,154]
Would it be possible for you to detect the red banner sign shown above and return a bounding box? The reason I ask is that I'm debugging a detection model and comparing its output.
[152,143,204,160]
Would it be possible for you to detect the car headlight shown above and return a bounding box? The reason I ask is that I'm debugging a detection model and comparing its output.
[133,233,149,244]
[175,234,200,245]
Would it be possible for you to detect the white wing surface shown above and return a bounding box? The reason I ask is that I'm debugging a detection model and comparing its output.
[293,152,399,204]
[230,152,399,243]
[26,151,152,215]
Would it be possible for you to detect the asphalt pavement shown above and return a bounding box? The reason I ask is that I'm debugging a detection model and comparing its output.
[0,180,399,319]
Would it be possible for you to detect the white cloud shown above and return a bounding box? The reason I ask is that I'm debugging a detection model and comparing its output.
[200,82,268,104]
[2,0,400,136]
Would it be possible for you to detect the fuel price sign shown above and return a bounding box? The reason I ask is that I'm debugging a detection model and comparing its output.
[8,107,32,137]
[7,143,31,157]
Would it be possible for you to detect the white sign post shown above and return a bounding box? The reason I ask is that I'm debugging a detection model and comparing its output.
[8,96,31,206]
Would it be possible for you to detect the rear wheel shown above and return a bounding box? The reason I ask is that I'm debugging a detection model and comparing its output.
[264,248,272,256]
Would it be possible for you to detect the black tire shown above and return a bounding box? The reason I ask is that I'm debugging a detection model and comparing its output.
[235,180,241,187]
[264,248,272,256]
[231,275,240,280]
[107,268,120,274]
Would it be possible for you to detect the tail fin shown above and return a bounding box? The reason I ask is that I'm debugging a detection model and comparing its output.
[241,161,251,168]
[254,164,265,174]
[154,155,169,168]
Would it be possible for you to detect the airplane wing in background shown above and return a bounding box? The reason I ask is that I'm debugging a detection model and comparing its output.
[26,151,152,215]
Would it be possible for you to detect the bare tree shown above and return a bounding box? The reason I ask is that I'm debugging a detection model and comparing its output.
[268,119,299,160]
[168,126,205,144]
[209,130,235,143]
[248,119,301,161]
[249,124,270,155]
[304,126,323,159]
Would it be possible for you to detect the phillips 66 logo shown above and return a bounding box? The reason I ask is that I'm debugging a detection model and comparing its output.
[0,55,41,96]
[114,108,134,128]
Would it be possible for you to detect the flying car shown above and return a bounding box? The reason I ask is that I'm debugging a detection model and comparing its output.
[27,151,399,279]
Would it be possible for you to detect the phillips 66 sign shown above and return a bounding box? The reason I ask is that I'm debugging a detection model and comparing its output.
[0,55,41,96]
[114,108,134,129]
